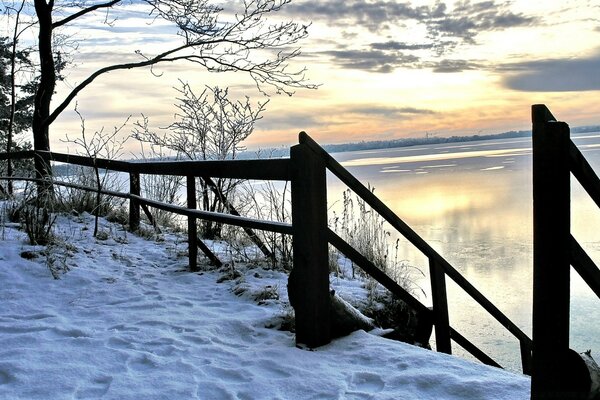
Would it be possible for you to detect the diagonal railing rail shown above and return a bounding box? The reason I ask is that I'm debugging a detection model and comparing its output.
[293,132,532,373]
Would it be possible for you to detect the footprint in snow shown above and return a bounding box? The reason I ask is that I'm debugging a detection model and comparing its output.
[73,376,113,399]
[254,359,292,378]
[348,372,385,393]
[204,365,253,383]
[0,369,15,385]
[126,354,158,372]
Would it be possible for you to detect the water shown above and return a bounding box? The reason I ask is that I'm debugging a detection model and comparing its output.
[328,133,600,373]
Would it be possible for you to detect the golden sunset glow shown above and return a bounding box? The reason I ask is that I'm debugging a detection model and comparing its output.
[5,0,598,155]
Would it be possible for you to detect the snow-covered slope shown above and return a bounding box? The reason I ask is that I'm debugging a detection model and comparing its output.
[0,212,530,399]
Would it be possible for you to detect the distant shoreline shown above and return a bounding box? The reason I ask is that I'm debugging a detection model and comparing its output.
[239,124,600,159]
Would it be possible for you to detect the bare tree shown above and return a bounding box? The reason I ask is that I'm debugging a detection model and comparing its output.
[133,81,267,238]
[25,0,314,186]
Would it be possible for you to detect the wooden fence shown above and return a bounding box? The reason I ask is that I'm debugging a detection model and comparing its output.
[0,132,535,374]
[531,104,600,399]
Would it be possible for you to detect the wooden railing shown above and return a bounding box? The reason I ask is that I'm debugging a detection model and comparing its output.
[0,150,292,270]
[293,133,533,373]
[0,133,533,374]
[531,104,600,399]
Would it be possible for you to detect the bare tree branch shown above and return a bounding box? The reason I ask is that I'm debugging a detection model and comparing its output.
[52,0,122,28]
[45,0,316,128]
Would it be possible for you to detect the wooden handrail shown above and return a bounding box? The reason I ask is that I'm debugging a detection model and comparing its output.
[327,228,431,316]
[0,175,293,235]
[532,104,557,124]
[299,131,532,352]
[32,150,292,181]
[570,235,600,299]
[569,141,600,210]
[450,327,502,368]
[0,150,35,161]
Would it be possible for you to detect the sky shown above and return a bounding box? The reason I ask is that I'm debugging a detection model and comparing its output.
[4,0,600,154]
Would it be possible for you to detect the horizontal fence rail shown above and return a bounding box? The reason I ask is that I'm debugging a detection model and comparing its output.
[0,150,291,272]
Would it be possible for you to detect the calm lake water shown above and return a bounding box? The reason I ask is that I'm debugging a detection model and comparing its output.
[328,133,600,373]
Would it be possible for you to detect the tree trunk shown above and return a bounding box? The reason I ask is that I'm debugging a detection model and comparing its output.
[32,0,55,189]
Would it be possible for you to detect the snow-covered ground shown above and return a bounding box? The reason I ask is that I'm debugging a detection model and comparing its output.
[0,211,530,399]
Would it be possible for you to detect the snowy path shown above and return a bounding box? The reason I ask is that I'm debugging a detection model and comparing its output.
[0,214,530,399]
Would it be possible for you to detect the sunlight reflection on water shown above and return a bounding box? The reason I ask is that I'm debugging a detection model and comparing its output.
[329,133,600,373]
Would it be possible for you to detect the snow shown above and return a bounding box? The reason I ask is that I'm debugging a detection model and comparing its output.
[0,210,531,399]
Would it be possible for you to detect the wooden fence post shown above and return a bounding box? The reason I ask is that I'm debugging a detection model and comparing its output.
[289,141,331,348]
[531,105,573,398]
[429,258,451,354]
[187,176,198,272]
[129,171,140,232]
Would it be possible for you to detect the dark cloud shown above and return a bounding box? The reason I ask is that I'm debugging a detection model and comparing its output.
[322,44,482,74]
[285,1,427,32]
[428,59,481,73]
[426,1,537,43]
[371,41,435,51]
[287,1,537,74]
[502,54,600,92]
[323,48,419,73]
[346,105,436,117]
[286,0,536,45]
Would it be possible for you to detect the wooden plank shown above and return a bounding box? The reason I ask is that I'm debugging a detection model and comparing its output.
[440,257,532,346]
[33,151,292,181]
[289,143,331,348]
[569,140,600,210]
[450,328,503,369]
[140,203,160,233]
[196,239,223,268]
[430,258,451,354]
[11,176,292,235]
[0,176,130,199]
[202,176,274,260]
[0,150,35,161]
[299,131,532,347]
[520,338,533,376]
[187,176,198,272]
[132,194,293,235]
[129,172,141,232]
[531,115,572,397]
[532,104,557,124]
[134,158,291,181]
[43,151,132,172]
[570,235,600,299]
[327,229,431,316]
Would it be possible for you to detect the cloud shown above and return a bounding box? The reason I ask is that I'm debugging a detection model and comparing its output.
[428,59,482,73]
[285,1,426,32]
[346,105,436,117]
[323,48,420,73]
[287,0,536,44]
[288,1,537,73]
[256,110,322,131]
[426,1,537,44]
[502,53,600,92]
[371,41,435,51]
[256,104,436,132]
